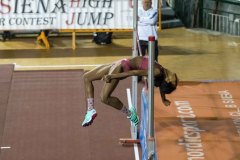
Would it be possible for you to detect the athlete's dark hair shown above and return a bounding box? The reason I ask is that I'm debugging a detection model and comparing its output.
[154,75,164,87]
[159,81,176,94]
[159,73,178,94]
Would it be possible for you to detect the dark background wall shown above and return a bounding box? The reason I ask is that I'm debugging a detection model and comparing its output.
[173,0,200,28]
[172,0,240,29]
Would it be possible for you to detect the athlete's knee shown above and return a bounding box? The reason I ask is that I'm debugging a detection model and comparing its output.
[83,72,91,83]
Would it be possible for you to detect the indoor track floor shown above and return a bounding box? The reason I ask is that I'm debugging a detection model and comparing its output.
[0,65,136,160]
[0,27,240,160]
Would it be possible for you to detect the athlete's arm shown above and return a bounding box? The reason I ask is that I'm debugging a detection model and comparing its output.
[103,70,148,82]
[104,66,162,82]
[160,90,171,106]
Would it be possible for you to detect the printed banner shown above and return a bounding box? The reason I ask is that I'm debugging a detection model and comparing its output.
[0,0,158,30]
[140,88,157,160]
[140,88,148,160]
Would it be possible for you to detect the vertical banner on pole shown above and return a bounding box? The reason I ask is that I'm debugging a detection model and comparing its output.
[140,88,149,160]
[140,88,157,160]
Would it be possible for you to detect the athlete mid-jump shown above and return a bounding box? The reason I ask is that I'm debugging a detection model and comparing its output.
[82,56,178,127]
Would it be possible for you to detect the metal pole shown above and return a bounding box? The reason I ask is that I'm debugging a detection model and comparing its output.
[132,0,138,139]
[132,0,138,58]
[237,21,240,35]
[223,16,225,33]
[227,17,229,34]
[214,14,217,31]
[211,13,214,30]
[148,36,155,138]
[219,15,221,32]
[148,36,155,160]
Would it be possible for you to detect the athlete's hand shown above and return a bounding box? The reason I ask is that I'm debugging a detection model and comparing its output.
[103,75,112,83]
[163,99,171,106]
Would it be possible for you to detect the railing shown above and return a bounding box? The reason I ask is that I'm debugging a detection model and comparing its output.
[202,0,240,36]
[233,18,240,35]
[205,13,229,33]
[204,12,240,36]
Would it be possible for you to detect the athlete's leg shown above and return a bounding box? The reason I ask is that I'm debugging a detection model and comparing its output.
[100,64,139,125]
[83,64,112,99]
[100,64,123,110]
[82,64,112,127]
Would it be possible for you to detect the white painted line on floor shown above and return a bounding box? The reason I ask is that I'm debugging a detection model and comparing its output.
[15,64,102,69]
[1,146,11,149]
[127,88,140,160]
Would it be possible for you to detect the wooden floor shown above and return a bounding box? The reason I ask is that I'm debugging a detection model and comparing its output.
[0,27,240,81]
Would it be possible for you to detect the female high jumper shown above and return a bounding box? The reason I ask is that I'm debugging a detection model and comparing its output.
[82,56,178,127]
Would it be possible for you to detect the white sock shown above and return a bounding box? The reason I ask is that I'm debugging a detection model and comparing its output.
[121,106,131,117]
[87,98,94,111]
